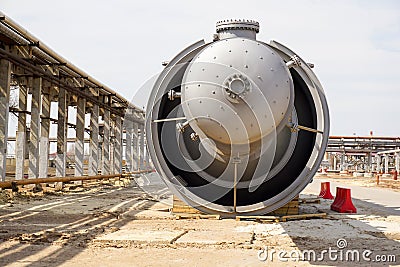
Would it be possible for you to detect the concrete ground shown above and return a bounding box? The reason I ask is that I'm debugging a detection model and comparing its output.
[0,173,399,266]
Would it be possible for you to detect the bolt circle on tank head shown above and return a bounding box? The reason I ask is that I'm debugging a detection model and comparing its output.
[223,73,251,100]
[216,19,260,40]
[216,19,260,33]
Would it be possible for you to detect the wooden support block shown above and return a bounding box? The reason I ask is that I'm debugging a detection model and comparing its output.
[175,214,221,220]
[280,213,327,222]
[236,215,279,222]
[267,196,299,216]
[299,197,321,204]
[172,195,303,217]
[172,195,203,214]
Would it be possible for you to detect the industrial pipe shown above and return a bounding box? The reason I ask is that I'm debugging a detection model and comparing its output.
[0,47,123,116]
[0,170,152,189]
[0,12,142,113]
[330,136,400,140]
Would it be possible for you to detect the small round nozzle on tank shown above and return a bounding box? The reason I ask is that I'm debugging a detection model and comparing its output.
[216,19,259,40]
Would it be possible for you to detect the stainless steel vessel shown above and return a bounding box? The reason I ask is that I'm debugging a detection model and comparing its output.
[146,19,329,217]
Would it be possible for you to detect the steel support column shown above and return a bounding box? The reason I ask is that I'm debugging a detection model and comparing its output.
[376,155,381,173]
[125,119,133,172]
[28,77,42,179]
[113,116,122,174]
[384,154,389,174]
[110,125,115,174]
[0,59,11,181]
[39,86,50,178]
[139,124,144,169]
[89,103,99,176]
[144,137,148,169]
[74,97,85,177]
[56,88,67,178]
[333,155,337,171]
[340,153,345,171]
[132,122,138,170]
[367,152,372,173]
[102,109,111,175]
[15,82,27,180]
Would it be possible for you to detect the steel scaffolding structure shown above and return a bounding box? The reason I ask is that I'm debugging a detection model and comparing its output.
[0,12,149,184]
[324,136,400,174]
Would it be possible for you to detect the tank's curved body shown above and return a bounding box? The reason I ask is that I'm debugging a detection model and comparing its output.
[146,19,329,217]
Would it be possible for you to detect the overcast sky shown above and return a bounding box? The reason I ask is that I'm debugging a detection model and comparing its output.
[2,0,400,136]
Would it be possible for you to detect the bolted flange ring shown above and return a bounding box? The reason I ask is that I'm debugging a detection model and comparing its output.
[223,73,251,102]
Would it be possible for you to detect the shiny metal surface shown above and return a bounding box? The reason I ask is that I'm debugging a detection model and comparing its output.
[146,19,330,217]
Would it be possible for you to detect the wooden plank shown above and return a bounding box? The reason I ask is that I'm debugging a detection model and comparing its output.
[175,214,221,220]
[236,217,276,222]
[172,208,202,214]
[299,197,321,204]
[280,213,327,222]
[236,215,279,222]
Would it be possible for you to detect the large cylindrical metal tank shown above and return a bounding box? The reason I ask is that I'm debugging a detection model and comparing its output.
[146,19,329,217]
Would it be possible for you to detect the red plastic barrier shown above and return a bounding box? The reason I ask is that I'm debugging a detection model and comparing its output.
[330,187,357,213]
[318,182,334,199]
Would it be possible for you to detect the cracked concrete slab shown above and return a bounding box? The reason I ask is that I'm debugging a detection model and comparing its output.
[96,229,186,244]
[236,219,374,239]
[345,219,400,239]
[175,229,253,245]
